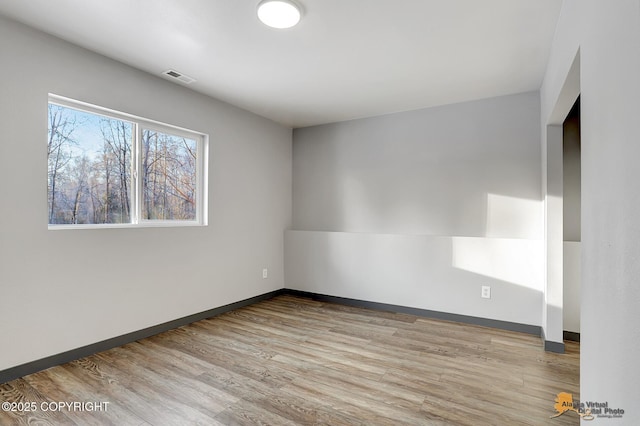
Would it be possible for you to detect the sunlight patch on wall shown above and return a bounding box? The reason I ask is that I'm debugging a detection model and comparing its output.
[451,236,543,290]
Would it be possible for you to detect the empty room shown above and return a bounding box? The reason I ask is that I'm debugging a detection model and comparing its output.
[0,1,638,425]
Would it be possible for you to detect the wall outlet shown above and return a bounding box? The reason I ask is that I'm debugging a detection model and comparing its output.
[481,285,491,299]
[262,268,268,279]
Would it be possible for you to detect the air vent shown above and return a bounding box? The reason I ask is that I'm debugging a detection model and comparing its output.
[162,69,196,84]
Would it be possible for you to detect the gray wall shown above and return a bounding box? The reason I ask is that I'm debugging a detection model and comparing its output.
[542,0,640,420]
[292,92,542,238]
[0,17,292,371]
[287,93,545,326]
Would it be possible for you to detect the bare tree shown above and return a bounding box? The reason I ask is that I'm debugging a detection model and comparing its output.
[101,119,131,222]
[68,156,90,224]
[142,130,156,219]
[142,131,197,220]
[47,105,78,223]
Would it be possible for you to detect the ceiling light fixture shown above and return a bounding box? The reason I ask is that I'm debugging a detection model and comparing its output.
[257,0,301,29]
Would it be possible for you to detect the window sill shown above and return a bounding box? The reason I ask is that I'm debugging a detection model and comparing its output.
[48,221,206,231]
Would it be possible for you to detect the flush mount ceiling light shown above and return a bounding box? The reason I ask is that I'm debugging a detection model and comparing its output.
[257,0,301,29]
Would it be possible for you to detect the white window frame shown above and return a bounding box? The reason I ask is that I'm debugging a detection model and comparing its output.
[48,94,208,230]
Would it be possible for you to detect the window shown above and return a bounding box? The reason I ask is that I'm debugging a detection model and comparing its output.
[47,95,207,228]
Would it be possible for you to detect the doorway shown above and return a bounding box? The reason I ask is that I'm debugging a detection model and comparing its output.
[562,96,581,341]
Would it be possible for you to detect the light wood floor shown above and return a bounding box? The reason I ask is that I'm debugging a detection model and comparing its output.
[0,295,579,425]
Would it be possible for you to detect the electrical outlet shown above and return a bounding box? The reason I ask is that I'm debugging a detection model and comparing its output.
[481,285,491,299]
[262,268,268,279]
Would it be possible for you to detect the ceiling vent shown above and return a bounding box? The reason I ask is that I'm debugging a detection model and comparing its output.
[162,69,196,84]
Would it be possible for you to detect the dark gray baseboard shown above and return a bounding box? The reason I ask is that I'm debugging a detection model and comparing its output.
[544,340,565,353]
[563,330,580,342]
[541,328,565,353]
[1,287,566,384]
[0,289,286,385]
[285,289,542,336]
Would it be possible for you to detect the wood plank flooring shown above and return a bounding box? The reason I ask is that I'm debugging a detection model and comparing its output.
[0,295,579,425]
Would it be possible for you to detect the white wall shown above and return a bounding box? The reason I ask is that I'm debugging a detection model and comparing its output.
[288,93,544,327]
[539,0,582,349]
[0,17,291,371]
[563,242,580,333]
[543,125,565,345]
[542,0,640,420]
[286,231,543,325]
[580,0,640,419]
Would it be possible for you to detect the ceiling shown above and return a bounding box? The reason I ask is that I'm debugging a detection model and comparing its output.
[0,0,562,128]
